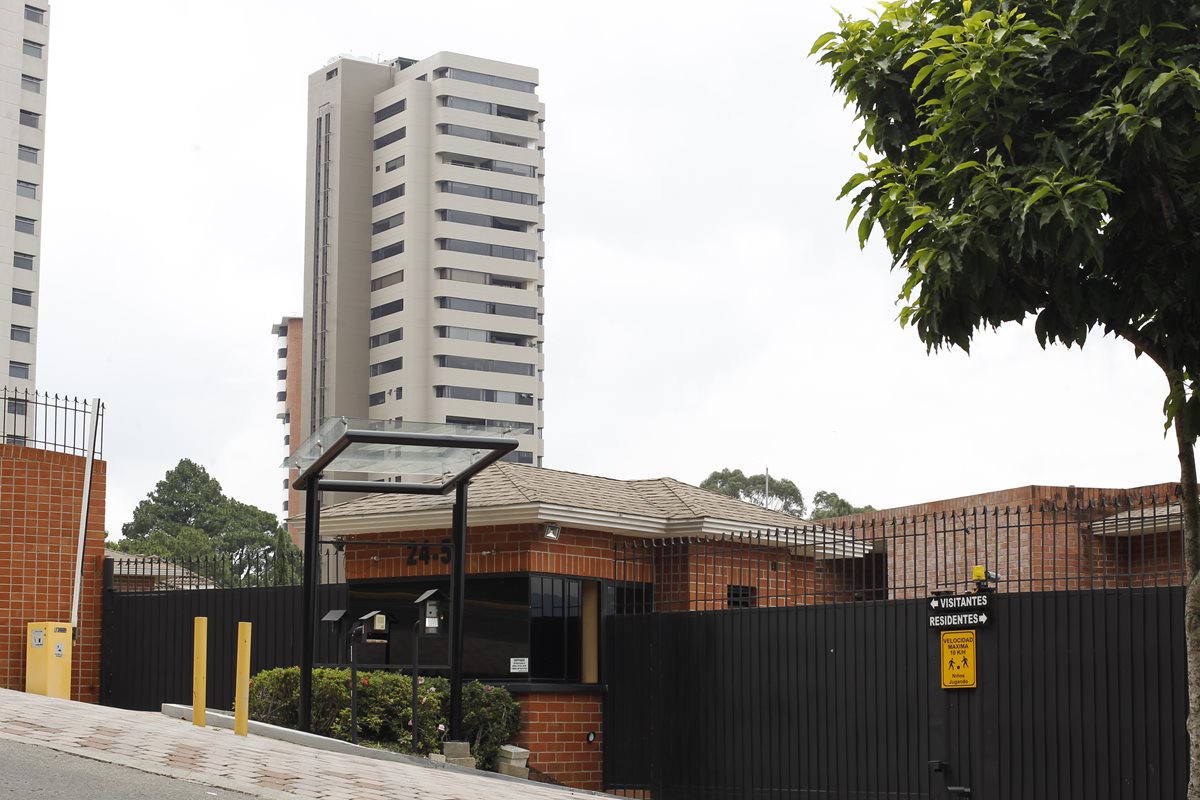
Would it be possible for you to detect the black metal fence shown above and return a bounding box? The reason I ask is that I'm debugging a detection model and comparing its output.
[101,551,345,712]
[605,492,1188,800]
[0,388,103,457]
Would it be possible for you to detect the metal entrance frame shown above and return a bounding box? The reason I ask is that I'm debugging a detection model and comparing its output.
[287,417,518,738]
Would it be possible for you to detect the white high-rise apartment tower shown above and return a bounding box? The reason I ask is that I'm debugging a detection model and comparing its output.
[300,52,545,466]
[1,1,48,393]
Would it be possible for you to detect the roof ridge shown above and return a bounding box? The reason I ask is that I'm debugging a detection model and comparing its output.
[641,476,708,518]
[491,462,541,503]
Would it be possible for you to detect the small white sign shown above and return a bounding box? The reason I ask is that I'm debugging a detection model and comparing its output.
[31,630,44,648]
[54,643,64,658]
[510,657,529,674]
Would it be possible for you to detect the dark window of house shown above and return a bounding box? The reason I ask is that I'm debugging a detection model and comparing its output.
[348,577,530,678]
[530,576,581,681]
[727,585,757,608]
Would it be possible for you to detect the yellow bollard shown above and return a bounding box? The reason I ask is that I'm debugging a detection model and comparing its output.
[233,621,252,736]
[193,617,207,727]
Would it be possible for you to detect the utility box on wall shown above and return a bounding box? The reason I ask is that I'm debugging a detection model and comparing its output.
[26,622,72,699]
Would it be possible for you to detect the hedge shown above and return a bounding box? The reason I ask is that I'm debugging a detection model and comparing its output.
[247,667,520,769]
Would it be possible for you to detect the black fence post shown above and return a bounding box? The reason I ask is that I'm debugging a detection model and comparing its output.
[299,474,320,732]
[448,480,468,742]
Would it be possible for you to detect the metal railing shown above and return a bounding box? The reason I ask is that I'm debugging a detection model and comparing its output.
[612,491,1188,612]
[0,388,104,458]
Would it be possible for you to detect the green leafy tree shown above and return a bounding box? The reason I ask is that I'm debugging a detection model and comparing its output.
[700,468,808,518]
[117,459,301,586]
[814,0,1200,789]
[810,491,876,521]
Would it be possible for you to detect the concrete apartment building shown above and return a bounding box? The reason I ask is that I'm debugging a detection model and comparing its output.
[1,0,48,399]
[284,51,546,486]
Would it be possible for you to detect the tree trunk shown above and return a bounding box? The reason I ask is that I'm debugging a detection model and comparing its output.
[1178,419,1200,799]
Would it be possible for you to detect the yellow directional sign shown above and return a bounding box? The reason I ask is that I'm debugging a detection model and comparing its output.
[940,630,977,689]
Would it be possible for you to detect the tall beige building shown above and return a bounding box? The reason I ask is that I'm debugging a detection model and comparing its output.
[1,1,48,396]
[298,51,546,467]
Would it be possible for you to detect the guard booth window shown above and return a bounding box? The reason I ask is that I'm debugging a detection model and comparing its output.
[530,576,581,682]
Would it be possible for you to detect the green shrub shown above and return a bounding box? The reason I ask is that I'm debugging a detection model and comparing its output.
[247,667,519,767]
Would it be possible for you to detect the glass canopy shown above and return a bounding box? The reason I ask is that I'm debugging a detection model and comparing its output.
[284,417,520,494]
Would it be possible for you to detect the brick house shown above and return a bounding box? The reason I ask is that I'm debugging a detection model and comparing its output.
[312,461,865,791]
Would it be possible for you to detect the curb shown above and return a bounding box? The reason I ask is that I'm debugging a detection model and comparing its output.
[160,705,613,797]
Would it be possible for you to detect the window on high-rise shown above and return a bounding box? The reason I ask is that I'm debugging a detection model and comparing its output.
[433,67,536,93]
[371,212,405,235]
[439,238,537,262]
[440,96,535,121]
[17,146,38,164]
[436,355,535,376]
[384,155,405,173]
[370,270,404,291]
[19,110,39,129]
[436,268,527,290]
[374,99,406,123]
[20,75,41,94]
[438,124,532,149]
[371,241,405,263]
[368,328,404,348]
[438,209,527,232]
[325,68,338,80]
[12,289,32,306]
[446,415,535,434]
[437,296,537,319]
[441,154,537,177]
[373,127,406,150]
[368,391,386,407]
[22,40,43,58]
[371,185,405,207]
[7,399,28,415]
[10,325,31,343]
[24,6,45,23]
[369,357,403,377]
[436,325,535,347]
[501,450,535,464]
[13,253,34,270]
[370,299,404,320]
[434,385,533,406]
[15,217,35,235]
[16,181,37,200]
[8,361,30,379]
[438,181,537,206]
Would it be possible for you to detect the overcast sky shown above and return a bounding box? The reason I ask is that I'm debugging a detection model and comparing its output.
[36,1,1178,535]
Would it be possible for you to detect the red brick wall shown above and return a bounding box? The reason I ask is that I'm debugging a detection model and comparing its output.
[344,523,627,582]
[513,691,603,791]
[284,320,303,546]
[0,444,106,701]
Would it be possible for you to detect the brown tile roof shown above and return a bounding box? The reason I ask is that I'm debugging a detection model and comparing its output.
[319,462,811,529]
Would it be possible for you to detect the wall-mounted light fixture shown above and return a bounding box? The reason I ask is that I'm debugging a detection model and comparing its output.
[543,523,561,540]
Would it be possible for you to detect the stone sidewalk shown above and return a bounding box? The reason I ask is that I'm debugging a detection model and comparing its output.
[0,688,607,799]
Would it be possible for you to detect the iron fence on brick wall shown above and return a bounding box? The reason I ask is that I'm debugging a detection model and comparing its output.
[0,388,103,458]
[612,489,1187,613]
[606,492,1188,800]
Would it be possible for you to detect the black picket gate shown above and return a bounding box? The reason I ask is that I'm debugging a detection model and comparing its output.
[604,497,1189,800]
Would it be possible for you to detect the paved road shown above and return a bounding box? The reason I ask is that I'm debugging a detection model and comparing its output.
[0,738,254,799]
[0,689,606,799]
